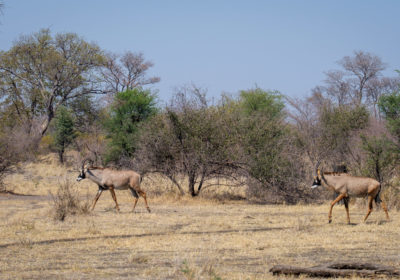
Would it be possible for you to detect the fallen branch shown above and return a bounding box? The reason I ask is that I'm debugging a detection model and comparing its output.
[270,262,400,278]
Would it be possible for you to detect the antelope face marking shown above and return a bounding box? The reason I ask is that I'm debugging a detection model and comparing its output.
[76,170,86,182]
[311,176,321,189]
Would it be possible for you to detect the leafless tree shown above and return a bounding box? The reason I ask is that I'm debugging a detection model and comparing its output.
[321,71,351,106]
[286,95,326,164]
[339,50,385,105]
[101,51,160,94]
[316,51,389,107]
[286,91,370,169]
[74,122,106,166]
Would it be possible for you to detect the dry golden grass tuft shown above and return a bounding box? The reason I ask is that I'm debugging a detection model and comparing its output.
[0,154,399,279]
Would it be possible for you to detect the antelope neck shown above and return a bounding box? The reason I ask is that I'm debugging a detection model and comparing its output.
[320,173,334,189]
[86,169,102,183]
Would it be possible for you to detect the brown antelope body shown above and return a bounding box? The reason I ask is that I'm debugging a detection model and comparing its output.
[76,159,150,212]
[312,169,389,224]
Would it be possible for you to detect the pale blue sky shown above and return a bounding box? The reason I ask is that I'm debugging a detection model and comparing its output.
[1,0,399,103]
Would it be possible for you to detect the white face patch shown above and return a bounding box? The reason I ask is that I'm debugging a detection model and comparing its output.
[311,175,321,189]
[77,170,86,182]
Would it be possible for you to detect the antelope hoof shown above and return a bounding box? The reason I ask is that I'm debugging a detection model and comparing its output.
[147,207,151,213]
[328,219,332,224]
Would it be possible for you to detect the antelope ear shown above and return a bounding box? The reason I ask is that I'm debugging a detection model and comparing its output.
[317,169,321,176]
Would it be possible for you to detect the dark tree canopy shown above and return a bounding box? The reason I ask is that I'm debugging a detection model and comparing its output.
[53,106,76,164]
[104,88,158,163]
[379,90,400,142]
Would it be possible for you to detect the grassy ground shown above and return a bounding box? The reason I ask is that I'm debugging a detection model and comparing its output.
[0,156,399,279]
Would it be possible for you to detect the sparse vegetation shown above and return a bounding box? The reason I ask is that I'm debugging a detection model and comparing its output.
[50,179,90,221]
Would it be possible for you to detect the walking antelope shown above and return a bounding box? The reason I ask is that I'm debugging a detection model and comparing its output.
[311,168,389,224]
[76,159,151,213]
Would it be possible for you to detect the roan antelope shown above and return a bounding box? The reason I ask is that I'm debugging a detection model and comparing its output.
[76,159,150,213]
[311,168,389,224]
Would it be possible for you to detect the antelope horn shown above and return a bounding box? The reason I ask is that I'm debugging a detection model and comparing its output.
[81,158,93,169]
[315,160,321,174]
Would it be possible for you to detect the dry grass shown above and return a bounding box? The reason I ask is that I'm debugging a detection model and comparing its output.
[50,179,91,221]
[0,154,399,279]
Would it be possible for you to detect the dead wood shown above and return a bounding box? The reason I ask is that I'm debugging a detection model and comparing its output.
[270,262,400,278]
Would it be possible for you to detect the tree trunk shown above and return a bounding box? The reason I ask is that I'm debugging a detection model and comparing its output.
[58,148,64,164]
[41,95,57,136]
[197,169,207,195]
[188,173,197,197]
[40,112,53,136]
[167,175,185,196]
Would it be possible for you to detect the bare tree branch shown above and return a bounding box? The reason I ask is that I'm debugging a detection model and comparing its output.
[101,51,160,94]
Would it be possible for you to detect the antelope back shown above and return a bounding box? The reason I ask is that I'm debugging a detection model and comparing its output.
[92,169,141,189]
[323,174,380,197]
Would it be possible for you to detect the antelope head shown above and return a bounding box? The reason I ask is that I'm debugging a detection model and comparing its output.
[311,161,322,189]
[77,159,93,182]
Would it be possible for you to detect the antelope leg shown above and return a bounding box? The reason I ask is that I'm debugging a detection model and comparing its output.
[381,201,390,221]
[129,187,139,212]
[132,197,139,212]
[363,195,374,222]
[91,188,103,211]
[328,193,346,223]
[138,190,151,213]
[343,198,350,224]
[109,188,120,212]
